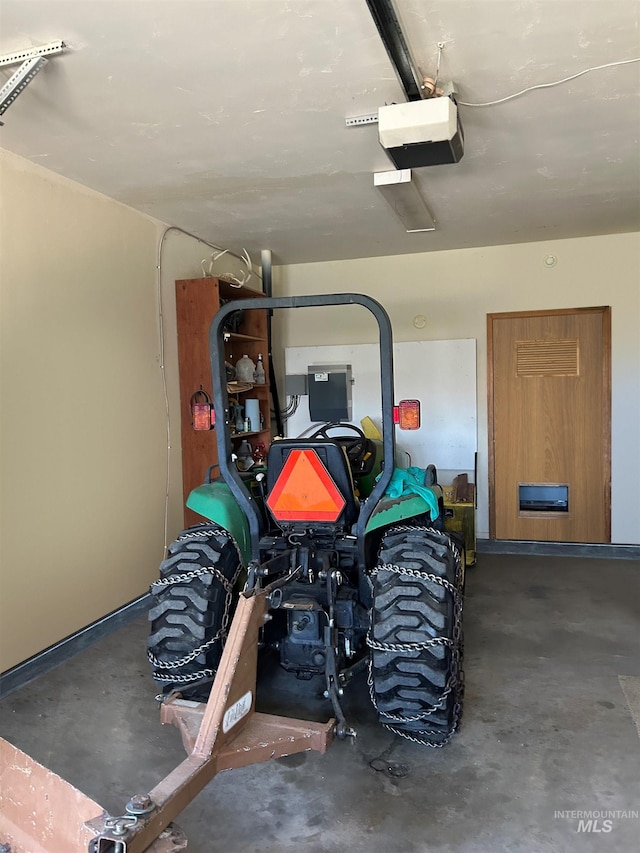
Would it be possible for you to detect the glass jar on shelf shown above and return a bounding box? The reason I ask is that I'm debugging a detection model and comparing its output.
[235,354,256,383]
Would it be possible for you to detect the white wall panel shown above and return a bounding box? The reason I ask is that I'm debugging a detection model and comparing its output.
[285,340,476,474]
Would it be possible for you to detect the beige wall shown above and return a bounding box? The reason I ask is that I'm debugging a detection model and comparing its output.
[273,233,640,544]
[0,152,189,671]
[0,151,264,671]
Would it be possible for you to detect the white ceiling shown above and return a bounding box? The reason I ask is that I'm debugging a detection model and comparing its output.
[1,0,639,265]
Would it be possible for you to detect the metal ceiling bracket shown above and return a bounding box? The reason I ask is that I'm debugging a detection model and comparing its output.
[0,40,65,67]
[0,40,64,125]
[345,113,379,127]
[0,55,48,124]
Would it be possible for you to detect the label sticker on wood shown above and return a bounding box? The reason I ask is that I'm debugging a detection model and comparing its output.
[222,690,253,733]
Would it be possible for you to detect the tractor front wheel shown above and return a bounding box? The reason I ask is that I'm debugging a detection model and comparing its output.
[147,524,242,700]
[368,526,464,746]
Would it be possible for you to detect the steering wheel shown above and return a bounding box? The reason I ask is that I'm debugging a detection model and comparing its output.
[308,422,368,470]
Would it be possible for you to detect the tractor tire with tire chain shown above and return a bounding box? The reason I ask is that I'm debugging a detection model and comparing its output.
[368,526,464,746]
[147,523,242,701]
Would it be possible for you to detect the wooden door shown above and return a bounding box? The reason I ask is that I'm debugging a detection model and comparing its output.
[488,307,611,543]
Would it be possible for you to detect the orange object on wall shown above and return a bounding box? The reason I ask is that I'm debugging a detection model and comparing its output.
[398,399,421,430]
[191,389,214,431]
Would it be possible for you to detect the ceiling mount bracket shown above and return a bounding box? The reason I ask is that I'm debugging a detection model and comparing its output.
[345,113,379,127]
[0,55,49,125]
[0,40,65,68]
[0,40,65,126]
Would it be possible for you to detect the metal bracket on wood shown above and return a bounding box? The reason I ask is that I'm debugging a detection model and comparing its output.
[0,738,186,852]
[85,589,334,852]
[0,587,333,852]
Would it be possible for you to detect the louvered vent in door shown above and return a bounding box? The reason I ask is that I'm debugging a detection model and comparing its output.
[516,338,579,377]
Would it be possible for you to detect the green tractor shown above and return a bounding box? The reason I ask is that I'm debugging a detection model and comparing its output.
[148,294,464,745]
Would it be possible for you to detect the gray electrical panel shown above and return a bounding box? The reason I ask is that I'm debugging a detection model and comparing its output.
[285,373,308,396]
[308,364,352,422]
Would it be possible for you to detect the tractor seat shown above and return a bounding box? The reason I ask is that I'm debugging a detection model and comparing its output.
[266,439,359,528]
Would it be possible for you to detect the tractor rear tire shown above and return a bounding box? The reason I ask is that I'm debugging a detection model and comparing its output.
[368,526,464,746]
[147,523,242,701]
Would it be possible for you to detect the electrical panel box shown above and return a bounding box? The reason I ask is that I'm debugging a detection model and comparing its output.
[308,364,352,422]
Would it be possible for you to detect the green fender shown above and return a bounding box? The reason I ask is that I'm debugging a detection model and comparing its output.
[186,481,251,564]
[186,479,440,562]
[365,487,442,535]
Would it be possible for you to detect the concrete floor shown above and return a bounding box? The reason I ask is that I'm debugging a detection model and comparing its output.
[1,553,639,852]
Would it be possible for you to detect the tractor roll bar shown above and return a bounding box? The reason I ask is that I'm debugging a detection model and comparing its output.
[209,293,396,565]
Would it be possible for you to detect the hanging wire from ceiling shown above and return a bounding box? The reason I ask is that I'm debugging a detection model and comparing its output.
[433,42,443,94]
[457,56,640,107]
[420,42,445,97]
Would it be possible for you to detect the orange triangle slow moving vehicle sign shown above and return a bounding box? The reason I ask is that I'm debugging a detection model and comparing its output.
[266,449,346,522]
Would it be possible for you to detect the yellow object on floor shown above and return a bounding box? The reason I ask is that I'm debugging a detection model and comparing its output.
[444,500,476,566]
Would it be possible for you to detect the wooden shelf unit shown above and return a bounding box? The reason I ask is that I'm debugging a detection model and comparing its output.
[175,277,271,527]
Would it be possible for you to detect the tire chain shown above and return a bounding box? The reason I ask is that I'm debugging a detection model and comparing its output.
[176,526,245,566]
[366,526,464,748]
[148,529,242,685]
